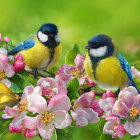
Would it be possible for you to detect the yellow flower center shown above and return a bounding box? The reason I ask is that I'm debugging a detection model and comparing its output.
[49,87,54,91]
[112,123,118,130]
[18,99,28,111]
[130,107,139,117]
[70,68,79,75]
[74,104,82,109]
[41,111,55,123]
[0,70,5,79]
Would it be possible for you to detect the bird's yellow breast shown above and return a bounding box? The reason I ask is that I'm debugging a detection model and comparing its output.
[19,36,62,71]
[84,53,128,89]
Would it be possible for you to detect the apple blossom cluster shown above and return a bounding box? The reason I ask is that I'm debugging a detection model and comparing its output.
[1,36,140,139]
[1,54,104,139]
[0,35,25,87]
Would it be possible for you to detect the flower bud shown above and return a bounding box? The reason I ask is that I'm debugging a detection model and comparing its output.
[9,124,23,133]
[13,56,25,72]
[24,128,38,138]
[86,77,96,86]
[102,90,115,99]
[3,37,10,42]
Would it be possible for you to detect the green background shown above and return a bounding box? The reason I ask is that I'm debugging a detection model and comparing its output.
[0,0,140,140]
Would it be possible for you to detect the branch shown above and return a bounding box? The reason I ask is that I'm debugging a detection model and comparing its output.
[79,85,104,96]
[28,71,53,78]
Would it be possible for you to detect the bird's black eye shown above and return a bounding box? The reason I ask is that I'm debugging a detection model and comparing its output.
[43,30,49,35]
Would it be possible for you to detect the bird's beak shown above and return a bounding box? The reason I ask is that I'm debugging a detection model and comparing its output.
[85,45,89,49]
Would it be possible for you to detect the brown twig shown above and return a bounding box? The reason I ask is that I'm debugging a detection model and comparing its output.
[79,85,104,96]
[95,92,104,96]
[28,71,53,78]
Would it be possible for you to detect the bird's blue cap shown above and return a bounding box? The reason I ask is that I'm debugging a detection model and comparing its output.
[39,23,58,33]
[89,34,112,44]
[88,34,113,48]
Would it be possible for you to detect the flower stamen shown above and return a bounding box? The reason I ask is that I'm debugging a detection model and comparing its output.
[70,68,79,75]
[112,123,118,130]
[41,111,55,123]
[0,70,5,79]
[74,104,82,109]
[19,99,28,111]
[130,107,139,117]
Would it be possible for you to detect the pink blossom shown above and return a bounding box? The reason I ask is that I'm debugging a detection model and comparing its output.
[0,48,9,65]
[99,97,116,118]
[0,62,15,80]
[131,66,140,78]
[89,100,104,117]
[2,86,38,128]
[71,90,100,126]
[1,79,11,88]
[24,128,38,138]
[3,37,10,42]
[56,54,86,86]
[113,86,140,135]
[0,33,10,42]
[9,124,23,133]
[102,90,115,99]
[103,116,126,138]
[37,77,58,96]
[13,54,25,72]
[55,76,68,95]
[86,77,96,86]
[24,94,72,140]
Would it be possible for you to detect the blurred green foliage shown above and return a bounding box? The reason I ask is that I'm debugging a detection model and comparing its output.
[0,0,140,140]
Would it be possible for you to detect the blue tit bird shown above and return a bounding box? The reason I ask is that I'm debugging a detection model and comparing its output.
[84,34,140,94]
[8,23,62,78]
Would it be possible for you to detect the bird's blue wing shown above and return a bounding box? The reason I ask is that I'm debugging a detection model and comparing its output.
[118,53,140,93]
[8,35,35,55]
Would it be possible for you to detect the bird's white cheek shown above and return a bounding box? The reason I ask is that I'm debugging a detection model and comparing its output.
[38,31,48,42]
[55,33,61,42]
[90,46,107,57]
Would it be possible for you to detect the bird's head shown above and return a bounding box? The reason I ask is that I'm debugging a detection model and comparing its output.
[37,23,60,48]
[85,34,114,59]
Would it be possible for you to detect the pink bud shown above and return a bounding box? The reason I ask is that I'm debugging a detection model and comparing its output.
[9,124,23,133]
[102,90,115,99]
[24,128,38,138]
[86,77,96,86]
[0,33,1,41]
[13,60,25,72]
[3,37,10,42]
[15,54,24,61]
[0,53,9,64]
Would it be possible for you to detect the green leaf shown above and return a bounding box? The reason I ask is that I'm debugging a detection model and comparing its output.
[100,134,112,140]
[130,135,140,139]
[48,66,58,75]
[120,117,127,125]
[0,41,15,53]
[9,74,26,93]
[0,117,13,138]
[98,118,107,134]
[56,126,73,140]
[134,77,140,90]
[65,44,86,65]
[67,78,79,101]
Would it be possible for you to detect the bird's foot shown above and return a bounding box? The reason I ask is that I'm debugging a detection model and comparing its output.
[33,68,38,79]
[79,85,97,95]
[44,70,55,78]
[115,88,120,97]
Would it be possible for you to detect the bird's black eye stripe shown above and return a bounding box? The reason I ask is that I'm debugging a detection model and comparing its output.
[43,30,49,34]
